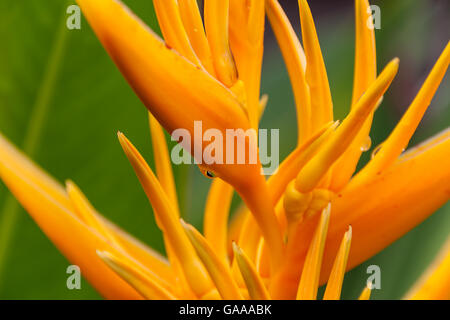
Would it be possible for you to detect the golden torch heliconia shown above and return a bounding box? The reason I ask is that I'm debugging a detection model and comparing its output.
[0,0,448,300]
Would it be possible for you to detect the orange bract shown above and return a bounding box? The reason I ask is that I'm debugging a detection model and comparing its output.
[0,0,448,300]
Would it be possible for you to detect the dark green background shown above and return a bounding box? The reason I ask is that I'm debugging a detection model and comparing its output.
[0,0,448,299]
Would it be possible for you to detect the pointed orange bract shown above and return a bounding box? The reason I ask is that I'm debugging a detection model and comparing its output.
[181,221,242,300]
[118,132,214,297]
[353,41,450,187]
[152,0,203,68]
[229,0,266,131]
[76,0,249,141]
[405,238,450,300]
[98,251,177,300]
[0,136,143,299]
[330,0,377,191]
[149,113,180,216]
[295,59,398,193]
[358,285,372,300]
[298,0,334,130]
[296,205,331,300]
[178,0,215,75]
[233,242,270,300]
[204,0,237,87]
[266,0,311,143]
[323,226,352,300]
[204,179,234,263]
[232,123,337,267]
[0,133,179,298]
[66,180,122,249]
[271,129,450,299]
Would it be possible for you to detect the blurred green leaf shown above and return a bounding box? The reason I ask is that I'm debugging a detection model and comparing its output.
[0,0,164,299]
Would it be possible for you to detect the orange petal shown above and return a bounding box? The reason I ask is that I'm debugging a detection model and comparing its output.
[229,0,265,130]
[236,174,285,273]
[118,132,214,297]
[298,0,334,130]
[231,122,337,263]
[232,242,270,300]
[204,179,234,263]
[148,115,197,296]
[323,226,352,300]
[227,203,248,258]
[98,251,177,299]
[271,129,450,299]
[181,221,242,300]
[358,284,372,300]
[352,41,450,186]
[329,0,377,191]
[77,0,249,139]
[270,122,339,202]
[149,113,180,216]
[66,180,124,250]
[204,0,238,87]
[295,59,399,193]
[351,0,378,106]
[266,0,311,143]
[405,237,450,300]
[152,0,203,68]
[0,134,143,300]
[98,215,175,285]
[296,204,331,300]
[178,0,216,75]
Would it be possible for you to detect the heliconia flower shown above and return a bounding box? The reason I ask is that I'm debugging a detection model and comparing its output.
[0,0,448,300]
[75,0,286,269]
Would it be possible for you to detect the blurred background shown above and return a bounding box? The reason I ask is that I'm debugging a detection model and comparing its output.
[0,0,448,299]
